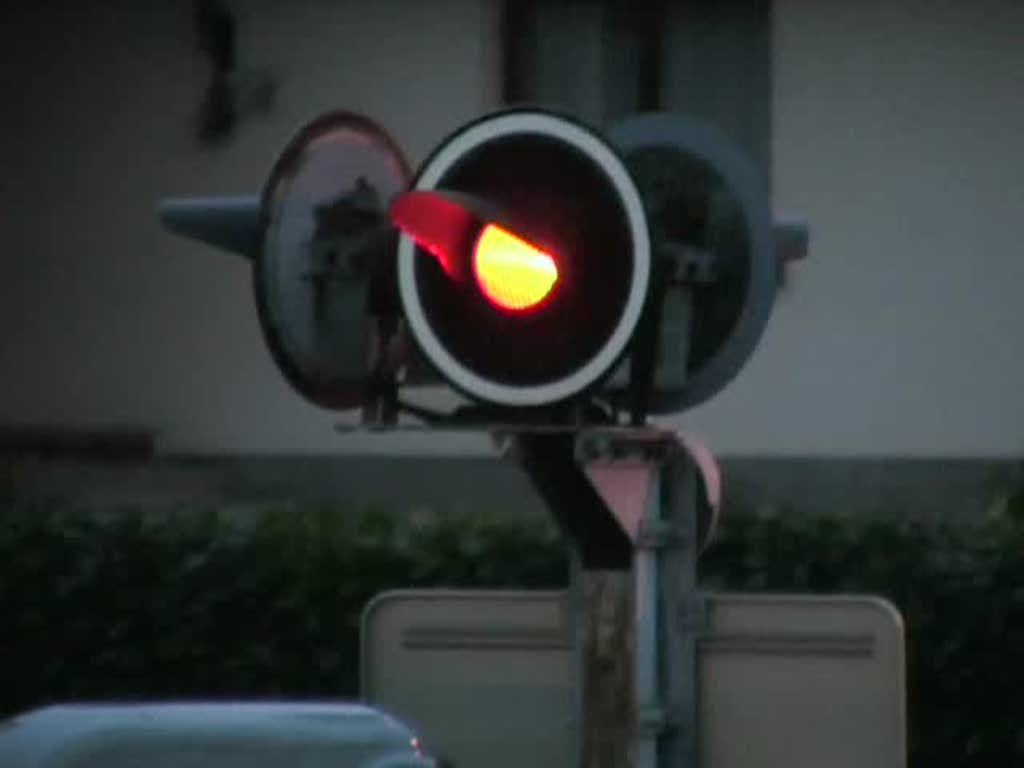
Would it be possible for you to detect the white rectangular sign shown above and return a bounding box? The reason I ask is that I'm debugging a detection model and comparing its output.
[361,590,905,768]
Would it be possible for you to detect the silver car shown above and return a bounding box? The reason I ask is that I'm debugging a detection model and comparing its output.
[0,701,436,768]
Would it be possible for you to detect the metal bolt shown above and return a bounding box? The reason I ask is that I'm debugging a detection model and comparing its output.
[636,708,670,736]
[677,597,708,634]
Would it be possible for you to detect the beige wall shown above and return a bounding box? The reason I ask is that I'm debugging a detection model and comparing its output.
[0,0,500,455]
[1,1,1021,458]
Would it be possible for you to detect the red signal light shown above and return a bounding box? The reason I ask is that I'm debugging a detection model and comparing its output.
[472,225,558,312]
[394,109,652,409]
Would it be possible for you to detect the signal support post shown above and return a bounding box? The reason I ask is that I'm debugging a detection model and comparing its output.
[504,426,717,768]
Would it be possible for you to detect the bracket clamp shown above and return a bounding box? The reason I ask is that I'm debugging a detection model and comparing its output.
[636,707,675,738]
[636,519,682,550]
[575,431,679,464]
[677,595,709,636]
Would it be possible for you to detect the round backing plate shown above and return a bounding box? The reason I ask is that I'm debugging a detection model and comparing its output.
[255,112,411,410]
[608,113,776,412]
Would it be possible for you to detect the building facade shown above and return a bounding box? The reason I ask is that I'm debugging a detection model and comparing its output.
[1,0,1022,514]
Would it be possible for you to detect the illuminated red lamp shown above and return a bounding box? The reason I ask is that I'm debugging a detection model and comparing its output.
[472,224,558,312]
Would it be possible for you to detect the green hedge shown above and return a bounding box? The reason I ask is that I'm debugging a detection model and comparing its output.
[2,492,1023,766]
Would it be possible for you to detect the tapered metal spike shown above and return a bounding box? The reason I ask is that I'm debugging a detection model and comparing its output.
[157,196,261,258]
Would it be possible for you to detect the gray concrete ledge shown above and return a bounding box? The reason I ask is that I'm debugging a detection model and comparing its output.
[4,455,1023,522]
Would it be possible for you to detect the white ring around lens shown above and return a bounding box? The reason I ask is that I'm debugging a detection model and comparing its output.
[397,110,650,407]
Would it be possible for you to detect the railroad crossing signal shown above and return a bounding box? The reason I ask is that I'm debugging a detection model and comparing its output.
[158,107,805,425]
[152,107,861,768]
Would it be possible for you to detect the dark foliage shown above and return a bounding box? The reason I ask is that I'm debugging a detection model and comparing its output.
[1,493,1021,765]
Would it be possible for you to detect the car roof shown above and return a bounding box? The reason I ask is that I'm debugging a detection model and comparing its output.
[0,701,414,767]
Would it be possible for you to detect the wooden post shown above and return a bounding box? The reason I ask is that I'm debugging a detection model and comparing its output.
[581,569,636,768]
[515,430,694,768]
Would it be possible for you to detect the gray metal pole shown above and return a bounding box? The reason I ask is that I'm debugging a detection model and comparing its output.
[634,467,662,768]
[659,293,703,768]
[568,547,586,768]
[659,450,704,768]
